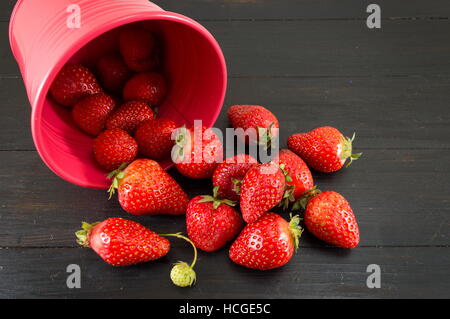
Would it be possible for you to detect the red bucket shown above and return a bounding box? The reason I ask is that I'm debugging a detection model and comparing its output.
[9,0,227,188]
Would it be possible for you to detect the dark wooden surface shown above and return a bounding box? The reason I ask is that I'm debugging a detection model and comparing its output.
[1,0,449,299]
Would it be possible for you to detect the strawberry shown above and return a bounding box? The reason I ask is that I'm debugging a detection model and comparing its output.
[212,154,258,202]
[300,190,360,248]
[273,149,314,209]
[93,129,138,171]
[287,126,362,173]
[108,159,189,215]
[123,72,167,107]
[229,213,302,270]
[106,101,155,135]
[96,52,132,93]
[239,162,285,223]
[186,186,243,252]
[50,63,102,107]
[72,93,117,136]
[135,118,178,160]
[75,218,170,266]
[173,125,223,179]
[227,105,279,148]
[119,26,160,72]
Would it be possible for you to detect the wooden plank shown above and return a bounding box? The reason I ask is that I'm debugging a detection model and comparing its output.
[224,76,450,149]
[0,78,32,150]
[3,20,450,77]
[0,246,448,298]
[207,20,450,77]
[0,149,448,248]
[2,76,449,151]
[2,1,450,21]
[161,0,450,21]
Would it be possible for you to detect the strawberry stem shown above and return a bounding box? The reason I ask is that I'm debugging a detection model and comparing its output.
[289,214,303,251]
[159,232,197,287]
[292,186,322,211]
[197,186,236,209]
[257,122,276,150]
[75,221,100,247]
[278,164,295,210]
[107,162,128,199]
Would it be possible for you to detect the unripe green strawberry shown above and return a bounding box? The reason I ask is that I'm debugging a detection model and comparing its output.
[170,262,196,287]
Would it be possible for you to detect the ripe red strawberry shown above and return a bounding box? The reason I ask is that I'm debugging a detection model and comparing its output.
[123,72,167,107]
[287,126,362,173]
[186,186,243,252]
[50,63,102,107]
[227,105,279,148]
[173,125,223,179]
[75,218,170,266]
[229,213,302,270]
[302,190,359,248]
[106,101,155,135]
[93,129,138,171]
[239,162,285,223]
[72,93,117,136]
[273,149,314,209]
[96,53,132,93]
[212,154,258,202]
[119,26,160,72]
[108,159,189,215]
[135,118,178,160]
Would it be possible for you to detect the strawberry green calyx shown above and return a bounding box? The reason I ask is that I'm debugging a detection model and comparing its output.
[173,126,190,161]
[257,122,276,150]
[279,164,295,210]
[231,178,242,195]
[198,186,236,210]
[341,132,363,168]
[160,233,197,287]
[75,221,100,247]
[289,214,303,250]
[292,186,322,211]
[107,162,128,199]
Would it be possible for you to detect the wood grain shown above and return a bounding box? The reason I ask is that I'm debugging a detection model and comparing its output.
[2,76,449,151]
[2,1,450,21]
[1,0,449,299]
[0,247,448,298]
[2,19,450,77]
[0,149,448,248]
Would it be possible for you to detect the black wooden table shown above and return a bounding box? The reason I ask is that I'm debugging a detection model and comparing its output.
[1,0,449,299]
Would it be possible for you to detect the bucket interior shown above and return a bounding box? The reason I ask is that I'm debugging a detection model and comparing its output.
[37,20,225,188]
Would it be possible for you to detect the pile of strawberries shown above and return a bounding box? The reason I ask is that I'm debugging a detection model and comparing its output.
[50,23,174,172]
[50,23,362,287]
